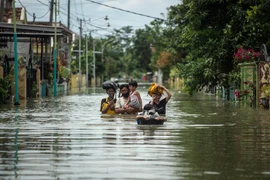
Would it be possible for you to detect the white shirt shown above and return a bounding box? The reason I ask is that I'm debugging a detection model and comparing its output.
[115,97,128,109]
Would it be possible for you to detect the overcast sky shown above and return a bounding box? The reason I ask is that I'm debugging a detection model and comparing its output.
[16,0,181,37]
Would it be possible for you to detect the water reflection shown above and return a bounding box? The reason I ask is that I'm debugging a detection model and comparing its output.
[13,107,19,179]
[0,88,270,179]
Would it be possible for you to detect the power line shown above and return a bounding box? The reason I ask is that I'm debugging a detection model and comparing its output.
[61,2,85,18]
[85,0,165,21]
[80,0,85,19]
[36,0,49,7]
[73,0,78,18]
[18,0,35,17]
[36,9,50,19]
[18,0,50,19]
[84,21,113,33]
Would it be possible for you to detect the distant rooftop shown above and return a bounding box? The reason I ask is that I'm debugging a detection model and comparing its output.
[2,7,26,23]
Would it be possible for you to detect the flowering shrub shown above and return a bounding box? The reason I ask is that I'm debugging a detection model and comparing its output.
[234,89,249,99]
[233,46,261,63]
[234,81,256,106]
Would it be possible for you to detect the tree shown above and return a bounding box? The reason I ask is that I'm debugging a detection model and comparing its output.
[131,28,152,73]
[164,0,270,94]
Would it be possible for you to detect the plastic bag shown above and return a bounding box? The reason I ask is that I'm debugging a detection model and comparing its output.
[147,83,163,96]
[102,80,118,91]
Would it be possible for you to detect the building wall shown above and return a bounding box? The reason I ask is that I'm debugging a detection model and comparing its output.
[70,73,86,88]
[11,67,27,99]
[0,0,12,16]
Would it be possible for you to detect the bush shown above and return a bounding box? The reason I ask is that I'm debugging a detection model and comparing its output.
[59,66,71,80]
[0,75,12,103]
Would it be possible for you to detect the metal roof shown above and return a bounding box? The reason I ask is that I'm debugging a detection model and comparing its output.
[0,22,71,38]
[0,32,63,37]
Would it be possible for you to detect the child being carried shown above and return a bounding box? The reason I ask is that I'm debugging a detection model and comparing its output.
[124,80,142,110]
[136,104,167,121]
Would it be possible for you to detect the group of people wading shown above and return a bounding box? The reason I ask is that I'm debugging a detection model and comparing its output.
[100,80,172,120]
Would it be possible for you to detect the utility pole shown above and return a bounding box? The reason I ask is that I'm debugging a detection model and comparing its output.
[67,0,70,29]
[12,0,19,105]
[0,0,4,23]
[53,0,58,97]
[92,42,102,87]
[101,38,115,82]
[85,34,88,88]
[79,19,82,90]
[49,0,54,25]
[93,40,96,87]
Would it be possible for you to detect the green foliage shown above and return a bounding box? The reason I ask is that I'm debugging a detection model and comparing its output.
[68,0,270,90]
[131,28,152,73]
[145,23,179,80]
[228,71,241,89]
[163,0,270,94]
[169,65,181,79]
[71,35,94,75]
[31,82,38,98]
[59,66,71,80]
[0,75,12,103]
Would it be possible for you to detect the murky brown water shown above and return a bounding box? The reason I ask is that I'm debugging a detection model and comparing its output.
[1,87,270,179]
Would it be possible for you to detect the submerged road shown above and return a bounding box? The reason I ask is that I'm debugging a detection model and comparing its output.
[0,87,270,179]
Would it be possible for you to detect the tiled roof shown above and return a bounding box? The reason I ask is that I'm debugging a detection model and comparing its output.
[2,8,23,23]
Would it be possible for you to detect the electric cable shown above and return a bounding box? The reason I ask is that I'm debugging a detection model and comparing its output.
[36,9,50,19]
[36,0,49,7]
[60,2,151,31]
[80,0,85,19]
[85,0,165,21]
[73,0,79,18]
[18,0,50,19]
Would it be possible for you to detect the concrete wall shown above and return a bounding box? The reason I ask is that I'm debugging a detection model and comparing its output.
[70,73,86,88]
[169,77,184,91]
[11,67,27,99]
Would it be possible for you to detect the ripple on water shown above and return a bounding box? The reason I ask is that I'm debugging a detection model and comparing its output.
[0,90,270,179]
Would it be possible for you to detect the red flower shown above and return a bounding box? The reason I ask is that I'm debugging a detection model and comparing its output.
[233,46,262,63]
[234,90,241,98]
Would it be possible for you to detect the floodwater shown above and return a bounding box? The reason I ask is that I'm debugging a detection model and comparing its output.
[0,86,270,180]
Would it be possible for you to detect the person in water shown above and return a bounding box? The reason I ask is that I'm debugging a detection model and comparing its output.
[100,87,116,114]
[148,84,172,115]
[124,80,142,111]
[115,83,141,114]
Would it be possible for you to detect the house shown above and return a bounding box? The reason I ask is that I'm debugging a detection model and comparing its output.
[2,7,27,24]
[0,0,12,21]
[0,8,73,99]
[0,0,12,8]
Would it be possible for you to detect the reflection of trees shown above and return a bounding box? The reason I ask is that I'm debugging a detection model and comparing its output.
[137,126,157,138]
[13,128,19,178]
[172,93,270,179]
